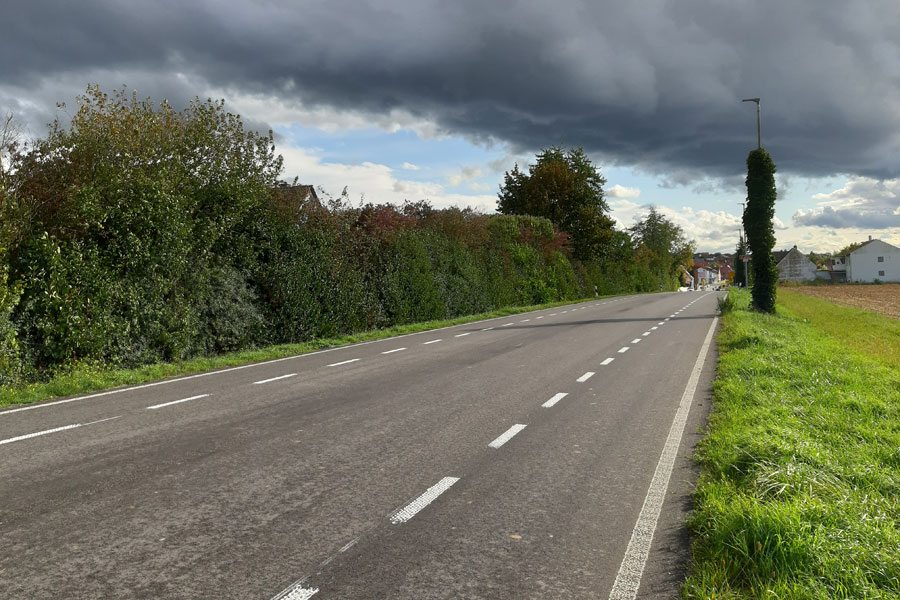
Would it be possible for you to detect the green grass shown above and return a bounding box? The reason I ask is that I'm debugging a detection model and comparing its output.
[0,295,613,409]
[685,289,900,599]
[778,288,900,370]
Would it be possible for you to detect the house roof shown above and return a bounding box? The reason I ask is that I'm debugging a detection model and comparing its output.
[775,246,814,268]
[837,238,900,257]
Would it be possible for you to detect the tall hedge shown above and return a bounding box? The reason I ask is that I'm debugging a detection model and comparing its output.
[0,86,682,385]
[743,149,777,313]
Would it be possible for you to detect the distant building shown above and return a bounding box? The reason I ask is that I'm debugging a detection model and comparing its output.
[270,183,323,223]
[836,238,900,282]
[776,246,817,282]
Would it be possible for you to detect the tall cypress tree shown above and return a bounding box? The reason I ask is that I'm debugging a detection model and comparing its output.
[743,149,777,312]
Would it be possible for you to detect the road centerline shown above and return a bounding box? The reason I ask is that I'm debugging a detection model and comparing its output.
[542,392,568,408]
[253,373,296,385]
[488,424,527,449]
[390,477,460,525]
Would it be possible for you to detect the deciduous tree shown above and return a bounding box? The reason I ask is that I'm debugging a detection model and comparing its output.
[497,146,615,261]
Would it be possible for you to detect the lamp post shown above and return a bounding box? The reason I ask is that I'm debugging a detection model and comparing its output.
[742,98,761,149]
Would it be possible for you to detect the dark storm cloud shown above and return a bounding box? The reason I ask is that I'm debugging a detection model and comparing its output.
[3,0,900,180]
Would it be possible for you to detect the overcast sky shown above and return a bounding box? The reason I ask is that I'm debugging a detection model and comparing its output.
[3,0,899,252]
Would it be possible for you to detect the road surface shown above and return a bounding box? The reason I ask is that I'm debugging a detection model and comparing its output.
[0,291,721,599]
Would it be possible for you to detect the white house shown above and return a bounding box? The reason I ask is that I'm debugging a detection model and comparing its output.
[776,246,817,282]
[837,238,900,283]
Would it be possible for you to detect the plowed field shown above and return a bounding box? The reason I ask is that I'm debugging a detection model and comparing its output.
[786,284,900,319]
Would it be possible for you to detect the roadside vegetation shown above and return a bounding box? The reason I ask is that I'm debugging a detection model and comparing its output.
[0,86,692,404]
[686,288,900,598]
[0,297,599,409]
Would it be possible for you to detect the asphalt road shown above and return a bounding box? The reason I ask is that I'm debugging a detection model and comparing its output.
[0,290,722,599]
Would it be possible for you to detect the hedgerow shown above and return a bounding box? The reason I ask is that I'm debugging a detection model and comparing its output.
[0,86,679,385]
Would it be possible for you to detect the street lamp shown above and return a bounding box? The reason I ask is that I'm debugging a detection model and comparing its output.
[742,98,761,149]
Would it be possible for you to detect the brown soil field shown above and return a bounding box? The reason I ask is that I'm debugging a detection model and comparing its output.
[785,284,900,319]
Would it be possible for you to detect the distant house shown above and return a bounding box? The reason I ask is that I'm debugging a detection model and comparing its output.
[776,246,817,282]
[270,183,323,223]
[694,264,721,287]
[836,238,900,282]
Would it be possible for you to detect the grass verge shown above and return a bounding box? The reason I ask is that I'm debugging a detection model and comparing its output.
[685,288,900,598]
[0,295,612,409]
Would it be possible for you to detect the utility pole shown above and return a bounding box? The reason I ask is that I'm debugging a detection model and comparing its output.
[742,98,761,149]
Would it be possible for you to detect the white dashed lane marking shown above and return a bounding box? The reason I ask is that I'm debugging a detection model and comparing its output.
[488,424,527,448]
[146,394,209,410]
[381,347,406,354]
[577,372,595,383]
[423,339,442,345]
[631,339,641,344]
[542,393,569,408]
[618,347,630,353]
[601,358,615,366]
[455,333,471,338]
[390,477,460,525]
[253,373,296,385]
[272,582,319,600]
[327,359,360,367]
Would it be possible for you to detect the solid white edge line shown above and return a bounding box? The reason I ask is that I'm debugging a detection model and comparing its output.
[607,315,718,600]
[488,423,527,448]
[577,371,595,383]
[601,358,614,366]
[0,415,121,445]
[541,392,568,408]
[253,373,297,385]
[390,476,460,524]
[146,394,210,410]
[381,347,406,354]
[327,358,360,367]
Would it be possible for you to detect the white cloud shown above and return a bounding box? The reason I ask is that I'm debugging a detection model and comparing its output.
[607,184,641,199]
[447,166,483,187]
[211,87,446,139]
[794,177,900,229]
[401,162,420,171]
[609,200,743,253]
[278,142,496,212]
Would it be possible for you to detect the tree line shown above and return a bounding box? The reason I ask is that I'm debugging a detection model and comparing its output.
[0,86,694,386]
